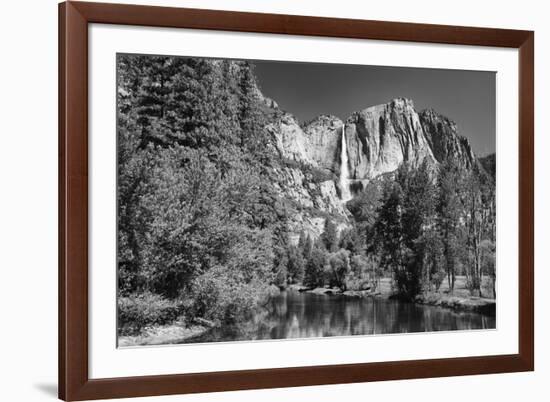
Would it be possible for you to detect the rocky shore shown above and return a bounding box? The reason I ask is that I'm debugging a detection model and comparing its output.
[287,283,383,298]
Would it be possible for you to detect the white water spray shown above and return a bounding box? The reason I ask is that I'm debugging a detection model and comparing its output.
[340,124,352,201]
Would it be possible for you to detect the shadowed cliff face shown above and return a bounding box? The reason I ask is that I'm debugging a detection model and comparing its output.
[419,108,477,169]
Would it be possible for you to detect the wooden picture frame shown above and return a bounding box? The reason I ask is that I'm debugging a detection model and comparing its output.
[59,1,534,400]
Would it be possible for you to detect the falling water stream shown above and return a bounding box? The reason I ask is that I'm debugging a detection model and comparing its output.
[340,123,352,201]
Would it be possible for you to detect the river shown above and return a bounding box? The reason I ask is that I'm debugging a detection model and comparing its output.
[184,289,496,344]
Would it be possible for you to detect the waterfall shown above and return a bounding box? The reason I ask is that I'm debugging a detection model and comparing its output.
[340,123,352,201]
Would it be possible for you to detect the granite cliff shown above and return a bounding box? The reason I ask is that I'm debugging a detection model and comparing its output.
[263,93,483,241]
[269,98,477,181]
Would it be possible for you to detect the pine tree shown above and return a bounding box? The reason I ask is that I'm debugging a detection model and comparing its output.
[298,231,307,251]
[301,233,313,260]
[321,219,339,252]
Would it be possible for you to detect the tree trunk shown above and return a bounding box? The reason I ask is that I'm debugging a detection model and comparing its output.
[451,269,455,292]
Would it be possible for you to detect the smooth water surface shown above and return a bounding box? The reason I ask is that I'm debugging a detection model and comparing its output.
[185,290,495,344]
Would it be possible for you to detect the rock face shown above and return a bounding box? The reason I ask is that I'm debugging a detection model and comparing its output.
[345,98,436,180]
[273,166,346,216]
[303,115,343,171]
[271,161,348,242]
[419,108,476,169]
[267,114,343,170]
[269,98,476,182]
[478,153,496,179]
[268,113,314,164]
[265,96,483,241]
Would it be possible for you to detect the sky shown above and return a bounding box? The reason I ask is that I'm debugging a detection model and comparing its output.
[253,60,496,156]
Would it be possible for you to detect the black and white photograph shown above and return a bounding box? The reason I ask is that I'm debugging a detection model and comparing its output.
[116,54,497,347]
[2,0,546,400]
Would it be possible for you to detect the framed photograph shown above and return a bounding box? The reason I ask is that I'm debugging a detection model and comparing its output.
[59,1,534,400]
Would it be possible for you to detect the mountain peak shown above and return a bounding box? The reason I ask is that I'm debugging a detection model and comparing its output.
[390,97,415,108]
[419,108,475,168]
[419,108,457,128]
[304,114,343,126]
[352,97,416,118]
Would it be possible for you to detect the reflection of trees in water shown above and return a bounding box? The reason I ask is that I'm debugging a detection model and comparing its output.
[278,292,493,339]
[263,292,493,340]
[270,293,376,338]
[187,290,495,343]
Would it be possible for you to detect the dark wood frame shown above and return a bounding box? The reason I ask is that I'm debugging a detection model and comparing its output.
[59,1,534,400]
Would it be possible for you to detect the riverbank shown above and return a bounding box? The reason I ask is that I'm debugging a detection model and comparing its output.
[414,292,495,315]
[417,276,496,316]
[287,277,392,298]
[120,276,495,346]
[118,318,213,347]
[118,308,274,347]
[287,283,384,298]
[287,275,495,316]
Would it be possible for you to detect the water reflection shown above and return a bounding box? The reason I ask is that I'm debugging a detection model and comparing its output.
[185,290,496,344]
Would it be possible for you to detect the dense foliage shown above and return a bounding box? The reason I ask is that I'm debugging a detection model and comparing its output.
[117,56,284,334]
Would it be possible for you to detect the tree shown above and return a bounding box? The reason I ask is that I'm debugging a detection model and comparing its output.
[461,166,494,297]
[116,55,284,330]
[298,231,313,260]
[273,246,289,288]
[237,62,266,157]
[346,178,384,245]
[372,162,437,299]
[304,244,327,288]
[339,227,361,254]
[117,117,154,295]
[399,160,438,296]
[287,245,305,284]
[134,148,271,299]
[373,180,406,293]
[479,168,496,299]
[437,157,463,292]
[420,228,444,292]
[321,219,339,252]
[327,249,351,290]
[482,171,496,298]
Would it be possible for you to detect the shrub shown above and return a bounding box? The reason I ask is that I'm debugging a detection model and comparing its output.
[431,268,446,291]
[344,274,372,292]
[190,267,271,325]
[327,249,351,290]
[118,292,184,336]
[308,167,335,183]
[345,254,374,291]
[273,262,288,288]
